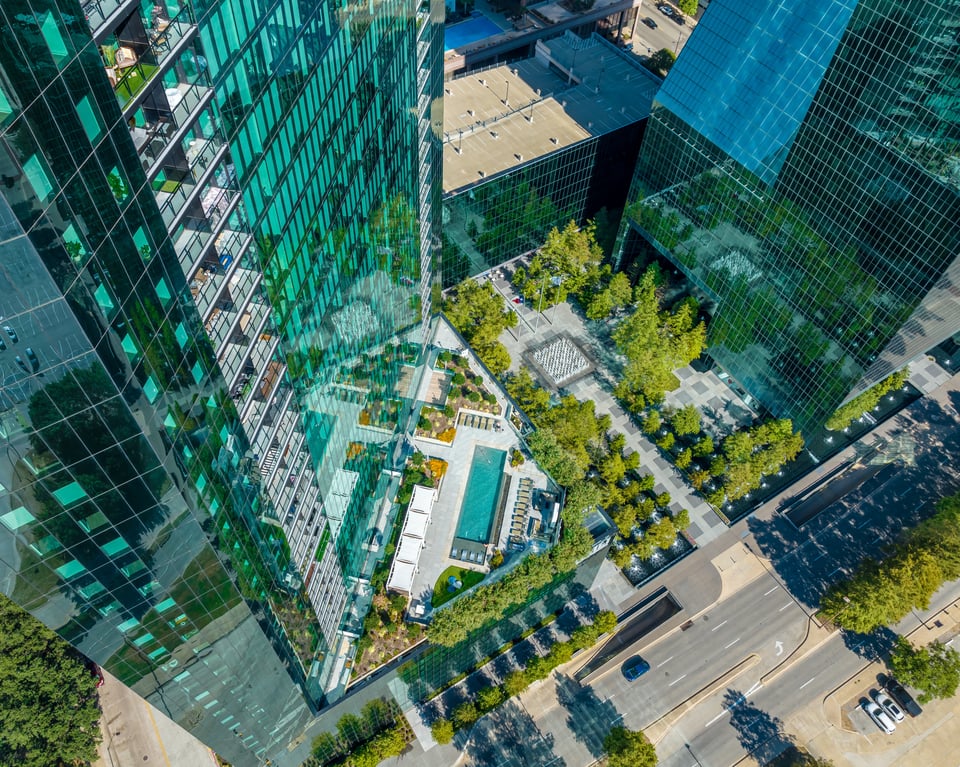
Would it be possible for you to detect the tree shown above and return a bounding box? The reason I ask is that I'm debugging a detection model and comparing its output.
[602,726,657,767]
[670,404,701,436]
[645,48,677,75]
[430,718,454,744]
[613,267,706,409]
[527,429,584,487]
[0,596,101,767]
[443,279,517,368]
[517,220,603,307]
[677,0,698,15]
[889,637,960,703]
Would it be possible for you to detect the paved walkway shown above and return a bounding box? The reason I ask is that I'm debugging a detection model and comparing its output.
[482,267,730,545]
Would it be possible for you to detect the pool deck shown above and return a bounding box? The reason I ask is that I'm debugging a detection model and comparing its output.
[406,326,551,613]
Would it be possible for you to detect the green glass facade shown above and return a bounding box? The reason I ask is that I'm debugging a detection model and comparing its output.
[0,0,441,764]
[620,0,960,432]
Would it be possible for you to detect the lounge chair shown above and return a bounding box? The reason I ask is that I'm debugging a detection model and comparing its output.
[451,548,459,558]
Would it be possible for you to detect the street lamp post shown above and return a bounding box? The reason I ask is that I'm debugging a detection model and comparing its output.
[686,742,705,767]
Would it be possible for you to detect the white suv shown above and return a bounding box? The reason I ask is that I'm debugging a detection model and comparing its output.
[862,700,896,734]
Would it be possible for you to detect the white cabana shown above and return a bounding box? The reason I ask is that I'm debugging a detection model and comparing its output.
[409,484,436,515]
[385,484,436,594]
[404,509,430,540]
[386,559,417,594]
[395,534,423,564]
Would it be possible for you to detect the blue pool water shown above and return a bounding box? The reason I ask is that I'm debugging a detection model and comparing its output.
[445,15,503,51]
[455,446,507,542]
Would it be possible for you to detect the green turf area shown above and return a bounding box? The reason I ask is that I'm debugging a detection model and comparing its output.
[431,565,485,608]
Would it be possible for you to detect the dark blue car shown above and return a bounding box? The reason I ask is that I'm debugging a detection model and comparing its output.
[622,656,650,681]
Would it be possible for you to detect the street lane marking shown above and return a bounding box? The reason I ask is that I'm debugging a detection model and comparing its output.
[763,585,780,596]
[724,638,740,649]
[658,656,674,668]
[705,709,730,727]
[779,602,792,612]
[668,674,687,687]
[857,517,872,528]
[746,682,763,696]
[799,677,816,690]
[813,551,827,560]
[711,620,728,632]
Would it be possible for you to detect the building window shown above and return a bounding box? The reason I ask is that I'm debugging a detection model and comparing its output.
[75,96,101,142]
[0,83,14,126]
[23,154,53,201]
[40,12,69,64]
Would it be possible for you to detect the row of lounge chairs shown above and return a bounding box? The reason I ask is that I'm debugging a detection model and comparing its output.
[457,412,495,430]
[509,477,534,543]
[450,547,484,563]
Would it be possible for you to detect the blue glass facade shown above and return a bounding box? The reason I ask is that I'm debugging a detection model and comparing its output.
[621,0,960,432]
[0,0,441,764]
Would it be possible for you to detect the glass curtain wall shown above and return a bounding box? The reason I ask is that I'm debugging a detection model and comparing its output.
[0,0,443,762]
[620,0,960,432]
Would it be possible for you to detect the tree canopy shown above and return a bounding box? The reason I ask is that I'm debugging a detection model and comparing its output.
[645,48,677,75]
[513,221,603,308]
[889,637,960,704]
[820,490,960,633]
[603,726,657,767]
[0,595,101,767]
[825,369,908,431]
[613,267,706,410]
[442,279,518,374]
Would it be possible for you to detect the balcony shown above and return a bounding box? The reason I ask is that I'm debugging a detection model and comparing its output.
[100,6,197,110]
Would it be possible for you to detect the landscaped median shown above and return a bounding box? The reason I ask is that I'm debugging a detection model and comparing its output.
[428,610,617,743]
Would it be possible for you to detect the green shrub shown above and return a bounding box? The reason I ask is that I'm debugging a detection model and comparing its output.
[656,432,675,451]
[504,670,528,697]
[476,686,505,712]
[675,448,692,469]
[431,718,454,745]
[451,702,479,729]
[642,411,661,434]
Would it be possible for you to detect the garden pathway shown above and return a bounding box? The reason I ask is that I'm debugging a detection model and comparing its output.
[482,269,731,544]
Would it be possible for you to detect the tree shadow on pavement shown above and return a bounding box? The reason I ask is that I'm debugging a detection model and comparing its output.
[838,625,899,662]
[464,699,564,767]
[723,689,795,765]
[747,397,960,619]
[554,673,621,758]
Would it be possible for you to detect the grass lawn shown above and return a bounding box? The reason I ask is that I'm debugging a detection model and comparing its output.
[431,565,485,608]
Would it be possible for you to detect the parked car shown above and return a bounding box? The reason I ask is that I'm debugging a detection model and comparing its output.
[883,675,922,717]
[24,347,39,372]
[622,656,651,681]
[872,689,904,722]
[862,700,896,734]
[3,326,17,342]
[0,336,6,351]
[643,16,658,28]
[14,355,28,374]
[657,3,674,16]
[672,13,686,25]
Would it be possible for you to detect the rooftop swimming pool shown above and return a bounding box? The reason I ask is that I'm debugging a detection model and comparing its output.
[455,446,507,543]
[445,14,503,52]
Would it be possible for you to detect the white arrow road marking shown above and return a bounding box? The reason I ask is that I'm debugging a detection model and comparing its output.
[775,640,784,656]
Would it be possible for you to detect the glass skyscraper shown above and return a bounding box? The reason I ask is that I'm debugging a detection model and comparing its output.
[619,0,960,432]
[0,0,441,764]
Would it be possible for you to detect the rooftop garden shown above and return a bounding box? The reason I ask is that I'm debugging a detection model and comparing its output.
[352,453,446,677]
